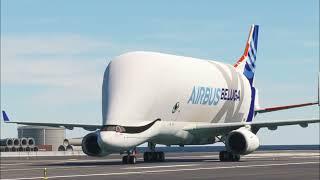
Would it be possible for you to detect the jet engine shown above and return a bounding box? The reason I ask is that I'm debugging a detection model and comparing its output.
[82,132,103,156]
[226,127,260,155]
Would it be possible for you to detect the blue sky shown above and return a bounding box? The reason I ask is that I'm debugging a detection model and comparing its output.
[1,0,319,145]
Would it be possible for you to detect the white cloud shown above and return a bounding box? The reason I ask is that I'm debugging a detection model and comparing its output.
[1,34,112,56]
[1,34,112,105]
[3,57,105,86]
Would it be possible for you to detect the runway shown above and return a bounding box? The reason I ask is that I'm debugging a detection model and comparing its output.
[1,150,319,180]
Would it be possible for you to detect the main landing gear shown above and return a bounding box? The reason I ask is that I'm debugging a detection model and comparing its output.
[219,151,240,162]
[143,142,165,162]
[144,151,165,162]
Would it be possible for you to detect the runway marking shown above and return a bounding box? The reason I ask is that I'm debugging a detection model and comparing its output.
[241,155,320,159]
[241,155,320,160]
[0,154,217,167]
[244,153,320,157]
[1,162,199,172]
[291,155,320,159]
[166,155,217,159]
[123,164,200,169]
[0,165,99,172]
[202,159,219,162]
[2,161,319,180]
[1,163,33,166]
[1,158,120,167]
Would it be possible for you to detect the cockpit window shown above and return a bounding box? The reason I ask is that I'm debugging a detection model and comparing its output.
[100,119,160,134]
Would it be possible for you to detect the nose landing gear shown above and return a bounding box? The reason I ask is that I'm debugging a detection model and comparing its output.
[122,155,137,164]
[122,148,137,164]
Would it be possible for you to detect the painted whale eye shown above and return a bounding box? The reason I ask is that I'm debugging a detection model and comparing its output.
[115,126,122,133]
[172,102,180,113]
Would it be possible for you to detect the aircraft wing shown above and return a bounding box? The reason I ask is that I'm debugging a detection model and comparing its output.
[2,111,100,131]
[255,102,318,114]
[183,118,320,135]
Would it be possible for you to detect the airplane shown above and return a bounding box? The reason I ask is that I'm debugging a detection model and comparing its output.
[2,24,319,164]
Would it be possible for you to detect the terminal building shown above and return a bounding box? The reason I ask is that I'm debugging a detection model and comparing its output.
[18,126,65,151]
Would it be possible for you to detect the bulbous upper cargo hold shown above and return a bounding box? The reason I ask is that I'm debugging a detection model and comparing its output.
[102,51,252,126]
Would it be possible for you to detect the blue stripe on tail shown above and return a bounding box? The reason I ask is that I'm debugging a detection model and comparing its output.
[2,111,10,122]
[245,25,259,122]
[246,87,256,122]
[244,25,259,86]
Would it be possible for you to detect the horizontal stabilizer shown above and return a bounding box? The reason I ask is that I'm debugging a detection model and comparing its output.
[255,102,318,114]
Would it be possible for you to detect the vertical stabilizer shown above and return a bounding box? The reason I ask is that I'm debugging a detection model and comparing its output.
[234,25,259,122]
[234,24,259,86]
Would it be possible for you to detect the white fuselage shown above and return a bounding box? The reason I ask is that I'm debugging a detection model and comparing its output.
[97,51,252,154]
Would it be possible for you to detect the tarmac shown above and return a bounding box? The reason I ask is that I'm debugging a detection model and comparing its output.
[1,150,319,180]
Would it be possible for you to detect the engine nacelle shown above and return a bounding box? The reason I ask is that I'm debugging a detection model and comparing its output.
[82,132,103,156]
[226,127,260,155]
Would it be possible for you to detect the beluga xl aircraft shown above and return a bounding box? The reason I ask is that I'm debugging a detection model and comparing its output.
[2,24,319,164]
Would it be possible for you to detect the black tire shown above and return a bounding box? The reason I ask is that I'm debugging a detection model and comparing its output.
[152,152,158,161]
[129,156,137,164]
[232,154,240,162]
[143,152,148,162]
[155,152,160,161]
[122,156,128,164]
[144,152,151,162]
[219,151,227,161]
[144,152,165,162]
[219,151,240,162]
[159,152,165,162]
[148,152,153,162]
[219,151,224,161]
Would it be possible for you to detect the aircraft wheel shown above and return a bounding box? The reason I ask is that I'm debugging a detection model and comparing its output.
[144,152,165,162]
[219,151,227,161]
[232,154,240,162]
[129,155,137,164]
[148,152,153,161]
[219,151,240,162]
[152,152,158,161]
[159,152,165,162]
[143,152,148,162]
[144,152,151,162]
[122,155,128,164]
[219,151,230,161]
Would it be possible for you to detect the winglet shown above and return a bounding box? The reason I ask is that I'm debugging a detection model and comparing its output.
[2,111,10,122]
